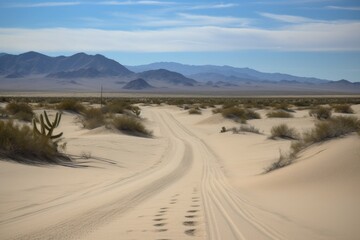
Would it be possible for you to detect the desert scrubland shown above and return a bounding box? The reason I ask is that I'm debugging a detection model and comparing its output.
[0,97,359,240]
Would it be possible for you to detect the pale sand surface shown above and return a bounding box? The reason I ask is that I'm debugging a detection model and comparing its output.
[0,104,359,239]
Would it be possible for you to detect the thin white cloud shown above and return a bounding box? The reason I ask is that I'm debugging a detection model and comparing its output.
[6,1,176,8]
[99,1,176,6]
[110,12,252,27]
[326,6,360,11]
[10,1,82,7]
[254,0,334,5]
[189,3,238,10]
[1,21,359,52]
[259,12,317,23]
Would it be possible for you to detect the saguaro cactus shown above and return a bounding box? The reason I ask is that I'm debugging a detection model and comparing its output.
[33,111,63,139]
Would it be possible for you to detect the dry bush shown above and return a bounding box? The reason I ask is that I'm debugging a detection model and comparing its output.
[266,110,294,118]
[5,102,34,122]
[57,99,85,113]
[81,108,105,129]
[266,115,360,173]
[232,125,261,134]
[270,124,299,140]
[303,115,360,143]
[0,120,69,164]
[332,104,354,114]
[264,150,294,173]
[112,115,152,136]
[220,107,260,121]
[309,106,332,120]
[189,108,202,115]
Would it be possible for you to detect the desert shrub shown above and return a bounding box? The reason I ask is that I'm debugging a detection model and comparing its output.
[81,108,105,129]
[265,115,360,173]
[103,101,141,117]
[264,150,294,173]
[112,116,152,136]
[332,104,354,114]
[273,102,294,112]
[238,125,261,134]
[57,99,85,113]
[309,106,332,120]
[221,107,260,121]
[212,108,222,114]
[266,110,294,118]
[232,125,261,134]
[189,108,201,115]
[270,124,299,140]
[5,102,34,122]
[0,120,69,164]
[303,116,360,143]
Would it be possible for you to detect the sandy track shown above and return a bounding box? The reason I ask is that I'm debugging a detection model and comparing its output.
[6,108,300,240]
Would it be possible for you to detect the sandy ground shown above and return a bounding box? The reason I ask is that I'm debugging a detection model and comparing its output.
[0,104,359,240]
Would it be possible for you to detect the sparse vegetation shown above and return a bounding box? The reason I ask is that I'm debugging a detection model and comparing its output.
[0,120,69,164]
[303,116,360,143]
[189,108,202,115]
[237,125,261,134]
[5,102,34,122]
[266,110,294,118]
[332,104,354,114]
[219,106,260,122]
[309,106,332,120]
[57,99,85,113]
[266,115,360,173]
[112,115,152,136]
[81,108,105,129]
[270,124,299,140]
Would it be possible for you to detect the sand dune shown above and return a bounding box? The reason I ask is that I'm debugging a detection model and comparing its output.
[0,105,359,239]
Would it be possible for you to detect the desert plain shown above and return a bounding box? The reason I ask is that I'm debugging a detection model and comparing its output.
[0,96,359,240]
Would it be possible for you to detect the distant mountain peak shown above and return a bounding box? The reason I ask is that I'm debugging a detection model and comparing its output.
[123,78,154,90]
[0,51,133,77]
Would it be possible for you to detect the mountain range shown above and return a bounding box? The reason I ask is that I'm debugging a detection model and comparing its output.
[0,52,359,94]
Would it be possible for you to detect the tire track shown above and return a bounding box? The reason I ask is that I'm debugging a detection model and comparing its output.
[11,111,193,240]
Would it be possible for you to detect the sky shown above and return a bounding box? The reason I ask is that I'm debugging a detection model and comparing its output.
[0,0,359,81]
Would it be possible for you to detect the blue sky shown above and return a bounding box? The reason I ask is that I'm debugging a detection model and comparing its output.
[0,0,359,81]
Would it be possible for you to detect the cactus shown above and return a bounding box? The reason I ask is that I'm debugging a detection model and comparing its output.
[33,111,63,139]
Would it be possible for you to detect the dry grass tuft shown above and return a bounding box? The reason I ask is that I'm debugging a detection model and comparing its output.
[0,120,69,164]
[112,115,152,137]
[81,108,105,129]
[270,124,299,140]
[5,102,34,122]
[309,106,332,120]
[332,104,354,114]
[57,99,85,113]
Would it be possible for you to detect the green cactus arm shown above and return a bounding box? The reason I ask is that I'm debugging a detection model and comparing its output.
[32,119,41,135]
[55,113,62,127]
[44,111,52,127]
[51,132,63,139]
[40,115,46,135]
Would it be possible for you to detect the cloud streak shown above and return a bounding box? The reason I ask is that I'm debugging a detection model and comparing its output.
[1,21,359,53]
[326,6,360,11]
[9,1,82,8]
[259,12,317,23]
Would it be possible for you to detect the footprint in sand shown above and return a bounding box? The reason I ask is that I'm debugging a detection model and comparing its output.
[187,210,198,213]
[154,223,167,227]
[184,229,196,236]
[185,215,196,218]
[183,221,197,226]
[155,229,168,232]
[153,218,166,222]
